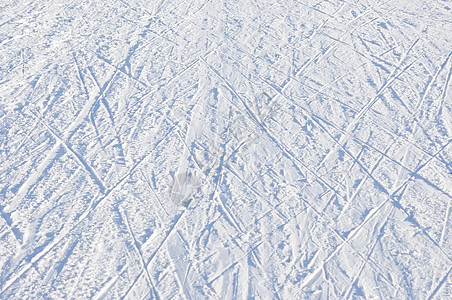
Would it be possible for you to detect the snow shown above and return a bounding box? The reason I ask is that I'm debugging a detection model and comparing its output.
[0,0,451,299]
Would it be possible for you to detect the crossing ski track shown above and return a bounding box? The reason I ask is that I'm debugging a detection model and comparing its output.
[1,0,452,299]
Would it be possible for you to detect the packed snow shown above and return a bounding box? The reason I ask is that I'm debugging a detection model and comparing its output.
[1,0,451,299]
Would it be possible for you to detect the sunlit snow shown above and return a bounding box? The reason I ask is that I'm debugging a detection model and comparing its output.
[1,0,451,299]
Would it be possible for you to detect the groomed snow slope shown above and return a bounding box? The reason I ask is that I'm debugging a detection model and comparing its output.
[1,0,451,299]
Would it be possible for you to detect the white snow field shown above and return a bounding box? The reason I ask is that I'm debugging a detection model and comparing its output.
[1,0,452,299]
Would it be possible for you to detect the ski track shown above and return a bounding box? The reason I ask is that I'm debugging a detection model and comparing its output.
[1,0,452,299]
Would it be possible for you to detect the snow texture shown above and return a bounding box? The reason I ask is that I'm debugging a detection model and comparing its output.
[0,0,451,299]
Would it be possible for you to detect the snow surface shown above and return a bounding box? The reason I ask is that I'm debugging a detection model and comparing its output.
[1,0,452,299]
